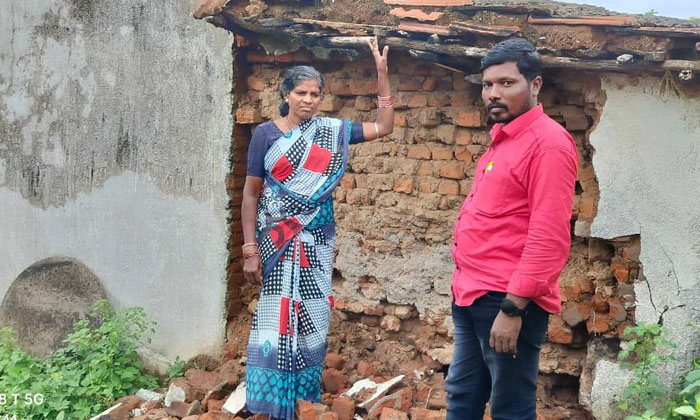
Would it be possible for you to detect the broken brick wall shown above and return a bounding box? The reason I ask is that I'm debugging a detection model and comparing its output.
[226,47,646,418]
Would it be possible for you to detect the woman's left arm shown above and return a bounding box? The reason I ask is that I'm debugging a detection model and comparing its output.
[363,36,393,141]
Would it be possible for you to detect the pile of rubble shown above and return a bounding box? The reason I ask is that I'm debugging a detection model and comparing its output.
[89,346,449,420]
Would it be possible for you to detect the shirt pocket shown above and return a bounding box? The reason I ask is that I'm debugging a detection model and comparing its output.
[471,170,510,216]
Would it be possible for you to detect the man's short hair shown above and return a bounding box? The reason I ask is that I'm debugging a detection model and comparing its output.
[480,38,542,82]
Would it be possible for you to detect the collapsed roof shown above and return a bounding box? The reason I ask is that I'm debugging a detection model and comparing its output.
[195,0,700,74]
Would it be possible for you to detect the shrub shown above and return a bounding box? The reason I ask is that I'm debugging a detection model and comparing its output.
[0,300,158,419]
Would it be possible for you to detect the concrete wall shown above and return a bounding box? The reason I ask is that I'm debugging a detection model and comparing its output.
[0,0,233,367]
[588,75,700,419]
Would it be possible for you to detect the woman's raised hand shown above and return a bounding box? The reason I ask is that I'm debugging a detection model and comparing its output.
[366,35,389,74]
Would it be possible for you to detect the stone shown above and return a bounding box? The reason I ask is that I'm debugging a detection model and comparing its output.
[221,382,246,415]
[246,76,265,91]
[323,368,347,394]
[331,396,356,420]
[561,305,584,327]
[0,258,107,357]
[320,95,344,112]
[165,381,187,406]
[321,413,339,420]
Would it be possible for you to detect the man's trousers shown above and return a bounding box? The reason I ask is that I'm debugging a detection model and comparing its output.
[445,292,549,420]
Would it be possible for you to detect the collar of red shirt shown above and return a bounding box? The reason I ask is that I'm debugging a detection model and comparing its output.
[489,103,544,144]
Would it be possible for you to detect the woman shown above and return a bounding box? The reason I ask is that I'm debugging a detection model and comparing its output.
[240,36,393,419]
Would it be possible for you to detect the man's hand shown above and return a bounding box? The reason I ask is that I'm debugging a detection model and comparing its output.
[489,311,522,354]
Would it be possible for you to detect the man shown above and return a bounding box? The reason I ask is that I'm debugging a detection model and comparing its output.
[446,38,578,419]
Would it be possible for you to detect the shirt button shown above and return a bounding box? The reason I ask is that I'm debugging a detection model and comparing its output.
[469,194,474,197]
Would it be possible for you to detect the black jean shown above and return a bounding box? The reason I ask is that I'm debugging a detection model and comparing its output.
[445,292,549,420]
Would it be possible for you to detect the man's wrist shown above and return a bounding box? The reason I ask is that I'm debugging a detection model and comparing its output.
[505,293,529,309]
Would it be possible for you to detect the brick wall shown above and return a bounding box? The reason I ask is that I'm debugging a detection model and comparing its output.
[228,48,640,417]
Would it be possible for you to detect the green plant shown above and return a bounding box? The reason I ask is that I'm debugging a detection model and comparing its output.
[166,355,187,384]
[669,325,700,419]
[618,322,676,418]
[644,9,659,16]
[0,300,159,419]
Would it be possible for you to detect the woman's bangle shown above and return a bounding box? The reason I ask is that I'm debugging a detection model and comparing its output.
[374,122,379,138]
[378,95,394,108]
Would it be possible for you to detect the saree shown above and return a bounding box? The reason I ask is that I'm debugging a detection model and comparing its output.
[245,117,351,419]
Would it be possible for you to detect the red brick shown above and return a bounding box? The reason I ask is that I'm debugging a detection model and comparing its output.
[438,162,466,180]
[455,129,472,145]
[106,396,143,420]
[340,174,355,189]
[422,77,437,92]
[170,377,204,402]
[380,407,409,420]
[437,180,459,195]
[454,147,472,163]
[437,125,456,144]
[216,359,240,386]
[394,113,408,127]
[548,316,574,344]
[431,148,453,160]
[407,146,431,160]
[185,369,221,394]
[357,360,375,377]
[349,80,378,95]
[459,180,471,195]
[297,399,328,420]
[326,353,347,370]
[398,77,424,92]
[322,368,347,394]
[235,106,262,124]
[611,262,630,283]
[587,314,610,334]
[393,178,414,194]
[564,113,590,131]
[417,161,435,176]
[428,94,450,107]
[320,95,344,112]
[409,408,446,420]
[418,181,434,193]
[355,96,373,111]
[246,75,265,91]
[345,189,371,205]
[332,397,356,420]
[321,413,339,420]
[407,94,428,108]
[207,398,225,412]
[328,81,351,95]
[455,110,482,127]
[200,412,236,420]
[381,314,402,331]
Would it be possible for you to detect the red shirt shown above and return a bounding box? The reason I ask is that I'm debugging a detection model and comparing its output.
[451,104,577,313]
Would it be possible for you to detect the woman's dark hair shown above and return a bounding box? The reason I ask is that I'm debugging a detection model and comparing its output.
[480,38,542,82]
[279,65,325,117]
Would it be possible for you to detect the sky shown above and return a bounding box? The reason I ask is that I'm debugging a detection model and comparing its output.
[578,0,700,19]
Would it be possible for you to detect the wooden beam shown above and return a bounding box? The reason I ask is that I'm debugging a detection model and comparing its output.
[527,15,638,27]
[450,20,520,37]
